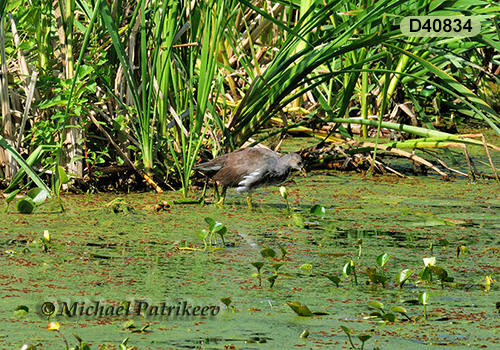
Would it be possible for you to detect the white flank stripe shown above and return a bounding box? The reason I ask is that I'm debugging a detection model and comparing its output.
[235,169,261,193]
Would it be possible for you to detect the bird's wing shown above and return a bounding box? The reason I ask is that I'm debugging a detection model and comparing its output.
[213,148,279,187]
[193,154,228,171]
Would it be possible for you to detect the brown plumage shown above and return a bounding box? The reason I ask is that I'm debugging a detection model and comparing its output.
[194,147,305,205]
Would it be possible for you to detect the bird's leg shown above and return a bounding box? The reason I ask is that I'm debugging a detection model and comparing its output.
[246,193,252,210]
[200,181,208,206]
[216,186,227,206]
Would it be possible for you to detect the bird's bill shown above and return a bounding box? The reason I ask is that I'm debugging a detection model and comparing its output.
[301,167,307,177]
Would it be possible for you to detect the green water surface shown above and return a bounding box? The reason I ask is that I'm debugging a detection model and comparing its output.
[2,149,500,349]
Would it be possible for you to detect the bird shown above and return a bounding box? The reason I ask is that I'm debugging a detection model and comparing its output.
[194,147,306,207]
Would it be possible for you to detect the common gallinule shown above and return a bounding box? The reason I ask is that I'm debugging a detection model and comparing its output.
[195,147,305,207]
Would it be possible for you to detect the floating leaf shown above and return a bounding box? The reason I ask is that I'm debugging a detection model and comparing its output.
[13,305,29,318]
[300,329,309,339]
[419,266,431,281]
[310,204,326,215]
[324,274,341,287]
[382,313,396,322]
[343,260,354,277]
[20,345,38,350]
[278,244,288,259]
[268,275,277,288]
[261,247,276,258]
[286,301,313,317]
[438,239,450,247]
[211,221,225,232]
[368,301,384,311]
[390,306,407,314]
[119,337,130,350]
[17,197,35,214]
[196,229,209,241]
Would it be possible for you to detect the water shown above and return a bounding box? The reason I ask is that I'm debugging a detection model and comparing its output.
[2,141,500,349]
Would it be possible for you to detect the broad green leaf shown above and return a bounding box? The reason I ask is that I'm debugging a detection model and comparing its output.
[251,262,264,270]
[324,274,341,286]
[419,292,429,305]
[340,325,352,334]
[16,197,35,214]
[310,204,326,215]
[358,334,372,342]
[382,313,396,322]
[204,217,216,226]
[368,301,384,310]
[395,268,413,288]
[376,253,390,268]
[286,301,313,317]
[27,188,48,205]
[390,306,408,315]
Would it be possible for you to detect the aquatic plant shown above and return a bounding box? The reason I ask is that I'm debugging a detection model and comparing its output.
[357,239,363,259]
[375,253,390,277]
[365,267,387,288]
[278,244,288,260]
[395,268,413,289]
[456,245,470,261]
[390,306,412,321]
[40,230,51,253]
[286,301,313,317]
[343,259,358,286]
[267,275,278,289]
[46,322,69,350]
[310,204,326,215]
[6,187,49,214]
[251,262,264,287]
[279,186,290,212]
[367,301,396,322]
[260,246,276,258]
[340,326,376,350]
[195,217,228,249]
[299,329,310,339]
[220,297,234,312]
[324,274,341,287]
[419,257,453,285]
[418,292,429,321]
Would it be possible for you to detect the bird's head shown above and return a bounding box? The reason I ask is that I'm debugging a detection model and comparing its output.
[284,153,306,176]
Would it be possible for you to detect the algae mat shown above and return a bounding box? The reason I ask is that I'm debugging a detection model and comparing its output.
[1,173,500,349]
